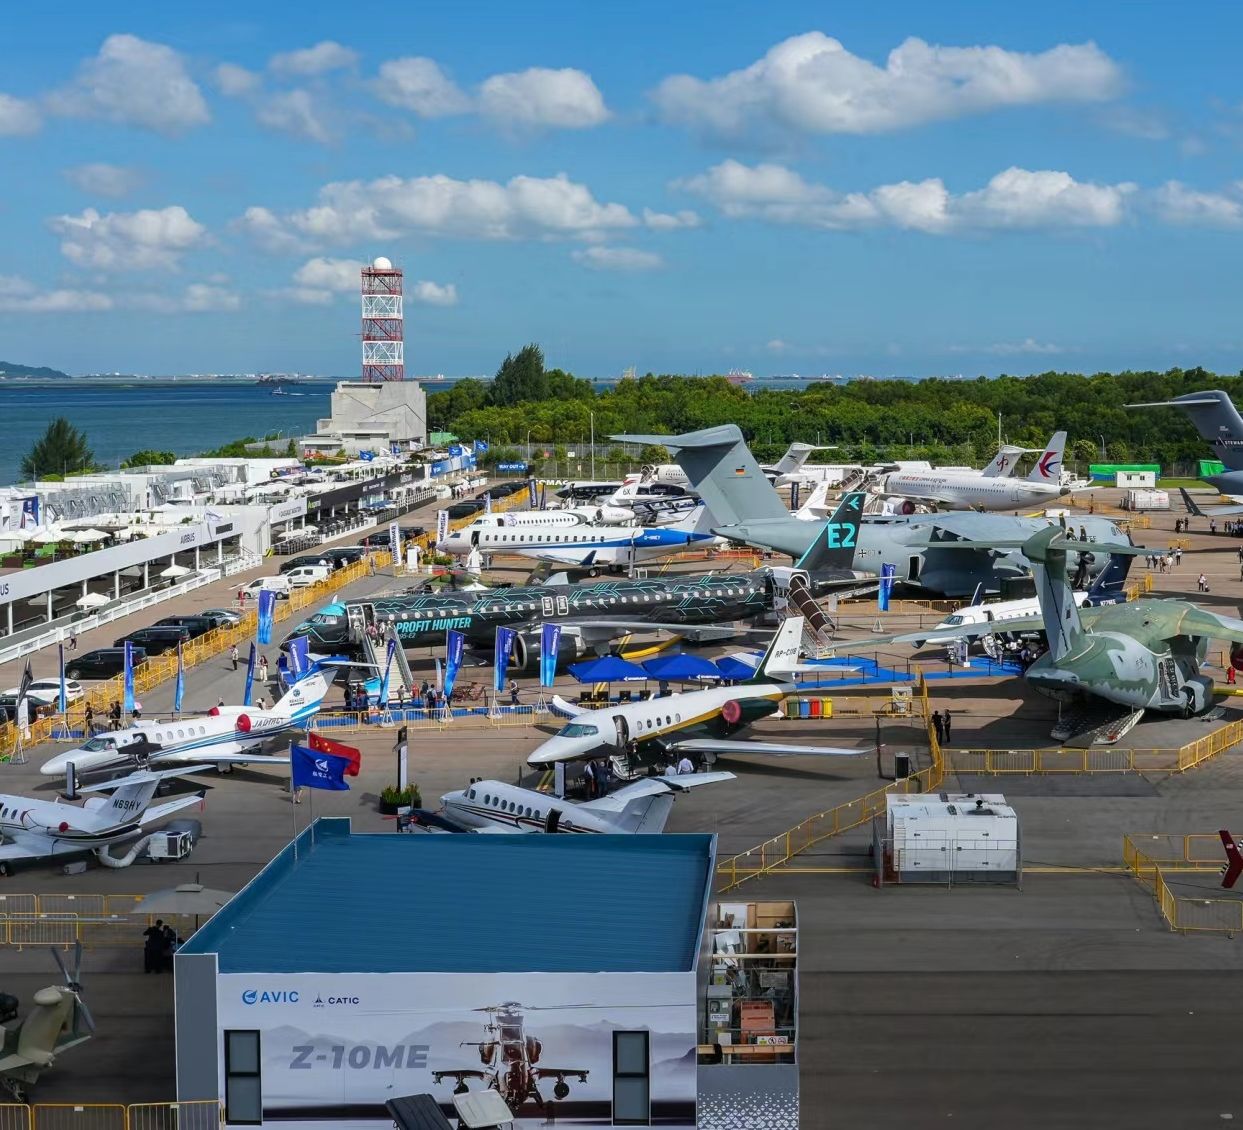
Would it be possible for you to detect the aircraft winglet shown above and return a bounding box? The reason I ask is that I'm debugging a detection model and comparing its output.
[1220,830,1243,889]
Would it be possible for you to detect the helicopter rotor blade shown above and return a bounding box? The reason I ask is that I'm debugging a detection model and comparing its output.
[71,939,83,986]
[51,945,71,984]
[75,996,97,1034]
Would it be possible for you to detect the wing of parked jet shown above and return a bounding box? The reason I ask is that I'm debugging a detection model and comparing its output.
[671,738,863,757]
[577,772,736,813]
[1170,606,1243,641]
[1178,486,1243,518]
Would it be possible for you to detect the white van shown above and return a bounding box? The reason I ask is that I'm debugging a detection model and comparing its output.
[241,576,291,600]
[285,565,331,588]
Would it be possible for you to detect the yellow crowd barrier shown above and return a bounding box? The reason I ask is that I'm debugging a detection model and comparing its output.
[717,678,943,892]
[309,704,552,734]
[0,894,207,949]
[0,1105,220,1130]
[1123,833,1243,934]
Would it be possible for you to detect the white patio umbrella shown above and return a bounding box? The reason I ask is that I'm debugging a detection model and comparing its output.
[76,592,111,609]
[30,528,63,544]
[68,528,106,544]
[159,563,191,578]
[137,883,236,929]
[110,527,136,541]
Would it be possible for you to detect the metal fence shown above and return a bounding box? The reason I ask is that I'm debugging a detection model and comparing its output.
[0,895,201,949]
[0,1105,220,1130]
[1123,833,1243,934]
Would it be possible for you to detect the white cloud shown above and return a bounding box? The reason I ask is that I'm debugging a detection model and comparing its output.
[678,160,1134,233]
[241,173,637,248]
[47,34,209,136]
[642,208,702,230]
[766,338,789,353]
[256,89,334,144]
[1153,181,1243,227]
[129,283,242,313]
[373,57,470,117]
[0,275,113,312]
[572,245,663,271]
[0,92,41,136]
[479,67,609,129]
[270,41,358,77]
[49,205,207,270]
[214,63,261,97]
[409,279,459,305]
[293,256,362,292]
[654,32,1123,140]
[950,338,1064,356]
[64,163,144,198]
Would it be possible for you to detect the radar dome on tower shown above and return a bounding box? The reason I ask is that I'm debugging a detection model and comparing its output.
[371,256,393,270]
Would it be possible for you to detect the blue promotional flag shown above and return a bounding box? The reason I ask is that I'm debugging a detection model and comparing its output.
[539,622,561,688]
[123,641,135,713]
[174,642,185,713]
[256,588,277,646]
[448,443,464,458]
[494,626,517,692]
[879,562,896,612]
[288,635,309,681]
[291,744,351,791]
[243,642,256,706]
[388,520,401,561]
[474,439,489,454]
[443,630,466,699]
[57,644,67,714]
[379,638,396,707]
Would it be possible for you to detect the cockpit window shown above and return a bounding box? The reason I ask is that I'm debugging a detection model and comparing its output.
[310,613,344,626]
[81,737,116,751]
[943,614,964,626]
[557,722,600,738]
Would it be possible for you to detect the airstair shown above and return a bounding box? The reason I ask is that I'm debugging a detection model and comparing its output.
[786,573,836,656]
[349,604,415,701]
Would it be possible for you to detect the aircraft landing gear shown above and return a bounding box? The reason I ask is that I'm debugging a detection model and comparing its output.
[553,1079,570,1100]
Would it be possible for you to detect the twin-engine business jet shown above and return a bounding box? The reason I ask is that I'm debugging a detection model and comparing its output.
[0,766,205,873]
[527,617,863,768]
[38,672,330,779]
[413,772,735,834]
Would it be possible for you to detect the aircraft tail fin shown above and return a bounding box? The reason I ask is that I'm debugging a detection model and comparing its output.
[1085,550,1133,605]
[751,616,805,681]
[1220,830,1243,889]
[668,503,717,536]
[794,479,833,519]
[1026,431,1066,483]
[613,425,787,527]
[795,492,864,572]
[274,671,330,725]
[1022,528,1086,661]
[1128,391,1243,470]
[772,442,816,475]
[981,445,1025,478]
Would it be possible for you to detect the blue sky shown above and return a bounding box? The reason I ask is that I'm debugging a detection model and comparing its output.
[2,1,1243,378]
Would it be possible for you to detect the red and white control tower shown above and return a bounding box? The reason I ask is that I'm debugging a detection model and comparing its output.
[361,256,404,382]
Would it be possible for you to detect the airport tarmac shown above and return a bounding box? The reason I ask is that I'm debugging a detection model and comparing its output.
[4,491,1243,1125]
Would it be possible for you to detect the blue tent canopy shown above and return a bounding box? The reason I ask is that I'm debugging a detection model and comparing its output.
[715,655,760,681]
[642,653,722,682]
[568,655,649,683]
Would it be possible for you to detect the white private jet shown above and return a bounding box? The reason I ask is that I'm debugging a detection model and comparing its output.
[412,771,735,834]
[644,442,826,488]
[39,671,330,780]
[527,617,864,770]
[0,766,206,875]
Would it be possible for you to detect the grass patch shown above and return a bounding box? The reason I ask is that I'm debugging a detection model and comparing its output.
[1155,478,1209,489]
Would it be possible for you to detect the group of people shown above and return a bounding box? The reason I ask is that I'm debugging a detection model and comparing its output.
[930,710,954,745]
[1146,548,1183,572]
[141,919,182,973]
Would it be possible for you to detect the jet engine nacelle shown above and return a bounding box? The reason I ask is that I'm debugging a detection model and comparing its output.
[885,497,918,515]
[509,629,588,674]
[710,696,780,736]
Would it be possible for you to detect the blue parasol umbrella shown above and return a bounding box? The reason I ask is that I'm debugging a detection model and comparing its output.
[568,655,649,683]
[642,653,723,682]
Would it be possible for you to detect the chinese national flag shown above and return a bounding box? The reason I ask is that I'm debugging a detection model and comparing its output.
[308,731,362,777]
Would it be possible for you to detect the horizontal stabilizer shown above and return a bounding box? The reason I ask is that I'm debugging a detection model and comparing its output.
[79,765,214,791]
[672,738,863,757]
[579,771,736,814]
[137,794,206,826]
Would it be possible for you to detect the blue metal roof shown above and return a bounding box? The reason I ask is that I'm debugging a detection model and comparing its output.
[180,819,715,975]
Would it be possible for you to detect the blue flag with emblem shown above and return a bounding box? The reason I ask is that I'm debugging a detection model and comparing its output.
[287,635,309,682]
[539,622,561,688]
[879,562,896,612]
[291,743,351,791]
[379,637,396,707]
[243,642,256,706]
[443,630,466,699]
[123,641,135,713]
[174,642,185,713]
[474,439,489,454]
[57,644,67,715]
[494,626,517,692]
[256,587,276,646]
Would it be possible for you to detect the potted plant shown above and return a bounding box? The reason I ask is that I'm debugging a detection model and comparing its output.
[379,784,420,815]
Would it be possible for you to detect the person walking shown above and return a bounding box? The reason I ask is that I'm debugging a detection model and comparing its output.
[229,643,239,671]
[142,919,166,974]
[258,655,269,685]
[1228,666,1237,687]
[943,711,953,743]
[68,629,78,652]
[583,759,597,799]
[508,679,520,707]
[83,703,95,737]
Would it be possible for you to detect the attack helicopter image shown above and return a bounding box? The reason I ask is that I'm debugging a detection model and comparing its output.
[0,941,95,1101]
[432,1001,588,1111]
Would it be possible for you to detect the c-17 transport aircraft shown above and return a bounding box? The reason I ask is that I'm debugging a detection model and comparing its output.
[0,766,205,875]
[38,671,329,780]
[284,493,872,671]
[527,616,863,770]
[873,526,1243,733]
[614,423,1124,597]
[410,771,735,834]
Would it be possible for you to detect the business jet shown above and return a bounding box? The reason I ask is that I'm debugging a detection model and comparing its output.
[881,432,1075,512]
[0,766,206,875]
[644,441,826,488]
[437,504,721,573]
[38,671,330,779]
[412,771,735,834]
[527,617,863,771]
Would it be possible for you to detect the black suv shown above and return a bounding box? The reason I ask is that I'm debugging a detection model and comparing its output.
[65,647,149,680]
[154,615,217,639]
[115,626,191,655]
[357,526,426,548]
[444,500,485,520]
[279,552,334,574]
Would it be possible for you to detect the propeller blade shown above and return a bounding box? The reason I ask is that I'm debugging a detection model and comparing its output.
[75,997,96,1034]
[51,945,71,984]
[72,939,83,984]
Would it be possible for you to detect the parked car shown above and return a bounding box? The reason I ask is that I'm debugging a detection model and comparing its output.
[321,546,366,566]
[358,525,427,548]
[64,647,148,681]
[285,564,332,588]
[115,626,191,655]
[154,615,217,639]
[279,553,334,575]
[239,577,290,599]
[2,678,85,706]
[444,500,485,520]
[199,609,242,627]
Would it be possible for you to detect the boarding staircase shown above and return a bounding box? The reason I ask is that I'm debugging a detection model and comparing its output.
[1051,702,1146,748]
[351,605,416,702]
[786,573,836,657]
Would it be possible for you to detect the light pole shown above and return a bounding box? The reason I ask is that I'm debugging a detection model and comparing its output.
[590,410,596,480]
[526,429,534,463]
